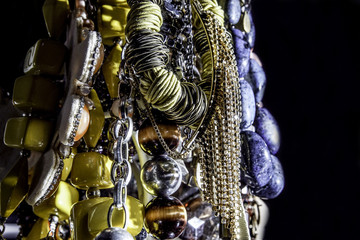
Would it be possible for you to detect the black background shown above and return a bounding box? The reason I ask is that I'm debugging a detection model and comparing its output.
[1,0,360,239]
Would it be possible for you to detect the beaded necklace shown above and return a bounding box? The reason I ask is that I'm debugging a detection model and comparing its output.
[0,0,284,239]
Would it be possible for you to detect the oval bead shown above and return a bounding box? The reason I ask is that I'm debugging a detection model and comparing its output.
[95,228,133,240]
[239,79,256,129]
[241,131,272,187]
[232,28,251,78]
[145,196,187,239]
[255,155,284,199]
[227,0,241,25]
[245,58,266,102]
[245,11,256,49]
[141,155,182,196]
[254,107,281,154]
[74,104,90,142]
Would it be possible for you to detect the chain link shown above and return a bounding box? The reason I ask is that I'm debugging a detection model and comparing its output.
[107,117,133,230]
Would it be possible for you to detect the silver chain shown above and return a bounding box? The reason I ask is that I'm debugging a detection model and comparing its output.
[107,117,133,230]
[0,219,5,240]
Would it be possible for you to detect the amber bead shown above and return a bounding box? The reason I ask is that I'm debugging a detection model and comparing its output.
[144,196,187,239]
[138,118,181,156]
[74,104,90,142]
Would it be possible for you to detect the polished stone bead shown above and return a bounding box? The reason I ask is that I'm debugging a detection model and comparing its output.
[241,131,272,187]
[23,39,67,76]
[245,58,266,102]
[42,0,69,39]
[88,196,144,237]
[245,12,256,49]
[232,28,251,78]
[12,75,61,113]
[4,117,53,152]
[141,155,182,196]
[255,155,284,199]
[227,0,241,25]
[102,43,122,99]
[239,79,256,129]
[70,152,113,190]
[25,218,50,240]
[145,196,187,239]
[83,89,105,148]
[95,228,133,240]
[61,147,76,181]
[138,118,181,156]
[254,107,281,154]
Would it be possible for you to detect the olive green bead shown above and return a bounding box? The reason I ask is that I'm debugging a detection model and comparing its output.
[23,39,67,76]
[12,75,61,113]
[4,117,53,152]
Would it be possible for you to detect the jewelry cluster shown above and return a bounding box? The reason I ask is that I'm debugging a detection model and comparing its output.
[0,0,284,239]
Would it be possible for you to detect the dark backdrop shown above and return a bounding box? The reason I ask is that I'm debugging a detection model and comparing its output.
[1,0,360,239]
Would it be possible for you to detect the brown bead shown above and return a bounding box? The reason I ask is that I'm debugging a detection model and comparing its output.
[145,196,187,239]
[138,118,181,156]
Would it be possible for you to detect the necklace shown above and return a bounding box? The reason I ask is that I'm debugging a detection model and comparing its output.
[0,0,284,239]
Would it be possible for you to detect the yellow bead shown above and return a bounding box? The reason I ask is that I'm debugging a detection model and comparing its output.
[70,152,114,190]
[0,157,28,218]
[12,75,61,113]
[102,43,122,99]
[4,117,53,152]
[61,147,76,181]
[70,197,109,240]
[98,4,130,45]
[23,39,67,76]
[42,0,70,39]
[88,196,144,237]
[33,181,79,221]
[84,90,105,147]
[23,218,49,240]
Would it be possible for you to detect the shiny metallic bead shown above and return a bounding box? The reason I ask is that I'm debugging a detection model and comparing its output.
[95,227,133,240]
[140,155,182,196]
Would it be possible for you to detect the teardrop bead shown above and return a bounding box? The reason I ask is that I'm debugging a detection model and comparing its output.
[245,58,266,102]
[239,79,256,129]
[241,131,272,187]
[254,107,281,154]
[254,155,285,199]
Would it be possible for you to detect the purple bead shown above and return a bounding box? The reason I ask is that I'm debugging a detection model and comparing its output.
[227,0,241,25]
[239,79,256,129]
[245,58,266,102]
[245,12,256,49]
[232,28,251,78]
[255,155,284,199]
[241,131,272,187]
[254,107,281,154]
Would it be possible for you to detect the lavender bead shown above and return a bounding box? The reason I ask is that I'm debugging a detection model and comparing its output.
[232,28,251,78]
[254,107,281,154]
[255,155,284,199]
[241,131,272,187]
[245,58,266,102]
[239,79,256,129]
[245,12,256,49]
[227,0,241,25]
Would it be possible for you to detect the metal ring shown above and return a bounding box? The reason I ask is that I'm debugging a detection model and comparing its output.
[107,203,129,230]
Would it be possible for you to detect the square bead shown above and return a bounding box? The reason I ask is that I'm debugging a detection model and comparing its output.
[70,152,113,189]
[12,75,61,113]
[23,39,67,76]
[4,117,53,152]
